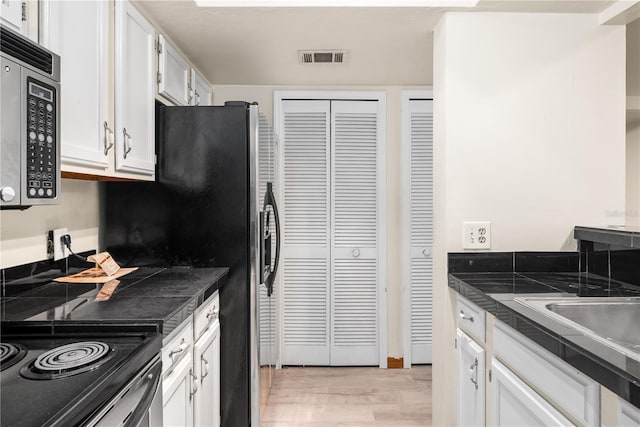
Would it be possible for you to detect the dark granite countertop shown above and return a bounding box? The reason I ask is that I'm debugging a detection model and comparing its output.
[575,225,640,248]
[449,270,640,409]
[1,266,229,337]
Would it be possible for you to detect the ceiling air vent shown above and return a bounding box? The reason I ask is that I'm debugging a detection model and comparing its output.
[298,50,348,64]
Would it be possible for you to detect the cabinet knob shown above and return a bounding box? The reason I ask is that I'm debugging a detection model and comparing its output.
[422,249,431,257]
[352,248,360,258]
[0,187,16,202]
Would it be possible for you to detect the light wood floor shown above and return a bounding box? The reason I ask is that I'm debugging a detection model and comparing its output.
[262,365,432,426]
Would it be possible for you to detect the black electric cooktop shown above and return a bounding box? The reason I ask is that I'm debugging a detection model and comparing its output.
[0,329,161,427]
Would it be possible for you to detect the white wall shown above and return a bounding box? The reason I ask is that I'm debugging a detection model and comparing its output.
[0,179,99,268]
[213,85,428,360]
[432,13,626,426]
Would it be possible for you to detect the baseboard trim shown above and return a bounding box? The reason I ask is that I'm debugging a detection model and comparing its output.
[387,357,404,369]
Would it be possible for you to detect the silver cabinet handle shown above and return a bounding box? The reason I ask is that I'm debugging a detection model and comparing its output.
[469,358,479,390]
[189,368,198,400]
[103,121,114,155]
[352,248,360,258]
[459,310,474,322]
[201,356,209,380]
[122,128,132,159]
[206,307,219,321]
[169,338,187,361]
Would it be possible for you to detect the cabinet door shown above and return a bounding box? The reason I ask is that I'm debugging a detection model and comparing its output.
[491,358,574,426]
[619,397,640,426]
[191,69,212,106]
[115,0,155,176]
[158,34,190,106]
[194,322,221,427]
[1,0,24,33]
[44,0,110,170]
[457,330,485,427]
[163,352,194,427]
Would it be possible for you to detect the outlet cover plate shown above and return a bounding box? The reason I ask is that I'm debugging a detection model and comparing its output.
[463,222,491,249]
[51,228,69,261]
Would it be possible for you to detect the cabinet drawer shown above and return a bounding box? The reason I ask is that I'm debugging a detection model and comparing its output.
[162,317,194,375]
[457,295,485,343]
[194,291,219,339]
[494,320,599,426]
[619,397,640,426]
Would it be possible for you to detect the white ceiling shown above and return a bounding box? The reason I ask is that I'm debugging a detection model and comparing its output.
[134,0,621,86]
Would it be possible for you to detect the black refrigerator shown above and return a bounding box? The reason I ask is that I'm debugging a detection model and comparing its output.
[102,101,280,426]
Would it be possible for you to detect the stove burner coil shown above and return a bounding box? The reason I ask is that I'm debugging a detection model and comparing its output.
[0,343,27,371]
[21,341,115,380]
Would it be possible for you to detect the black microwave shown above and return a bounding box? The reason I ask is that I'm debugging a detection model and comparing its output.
[0,24,61,209]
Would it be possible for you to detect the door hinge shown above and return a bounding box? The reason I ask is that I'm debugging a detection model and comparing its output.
[454,338,457,349]
[157,72,162,85]
[154,154,157,165]
[155,39,163,54]
[488,369,492,383]
[21,2,27,21]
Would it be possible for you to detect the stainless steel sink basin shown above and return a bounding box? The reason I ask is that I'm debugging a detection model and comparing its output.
[514,297,640,361]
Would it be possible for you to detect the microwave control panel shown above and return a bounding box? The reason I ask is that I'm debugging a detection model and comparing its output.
[26,78,57,199]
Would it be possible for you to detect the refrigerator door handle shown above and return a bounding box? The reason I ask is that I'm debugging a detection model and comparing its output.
[263,182,280,297]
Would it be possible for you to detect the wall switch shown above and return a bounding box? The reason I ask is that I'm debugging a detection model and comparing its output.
[463,222,491,249]
[48,228,69,261]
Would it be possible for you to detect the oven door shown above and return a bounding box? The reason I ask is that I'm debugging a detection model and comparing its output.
[83,355,162,427]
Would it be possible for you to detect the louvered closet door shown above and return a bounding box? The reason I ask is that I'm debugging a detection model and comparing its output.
[330,100,380,366]
[409,99,434,363]
[281,100,331,365]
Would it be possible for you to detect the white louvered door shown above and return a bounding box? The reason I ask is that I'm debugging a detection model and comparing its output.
[280,98,383,366]
[330,100,380,365]
[281,100,332,365]
[408,99,434,363]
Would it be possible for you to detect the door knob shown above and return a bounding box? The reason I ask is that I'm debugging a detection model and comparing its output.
[352,248,360,257]
[422,249,431,257]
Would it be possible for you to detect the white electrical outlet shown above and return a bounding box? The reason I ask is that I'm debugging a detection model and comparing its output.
[49,228,69,261]
[463,222,491,249]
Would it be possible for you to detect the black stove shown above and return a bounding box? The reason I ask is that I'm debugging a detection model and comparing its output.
[0,329,161,427]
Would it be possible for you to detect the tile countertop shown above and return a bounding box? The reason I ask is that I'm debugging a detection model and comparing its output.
[449,270,640,410]
[0,266,229,337]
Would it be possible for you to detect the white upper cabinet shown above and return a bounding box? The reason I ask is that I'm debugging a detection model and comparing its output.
[1,0,23,32]
[157,33,212,107]
[42,0,110,171]
[190,69,213,106]
[158,34,191,106]
[115,0,156,176]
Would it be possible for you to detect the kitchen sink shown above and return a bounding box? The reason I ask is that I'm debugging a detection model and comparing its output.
[514,297,640,361]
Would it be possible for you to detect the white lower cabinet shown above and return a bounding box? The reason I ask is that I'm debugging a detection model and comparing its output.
[162,318,195,427]
[457,329,485,427]
[618,396,640,426]
[161,292,220,426]
[193,292,221,427]
[491,358,574,426]
[194,319,221,427]
[163,350,195,427]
